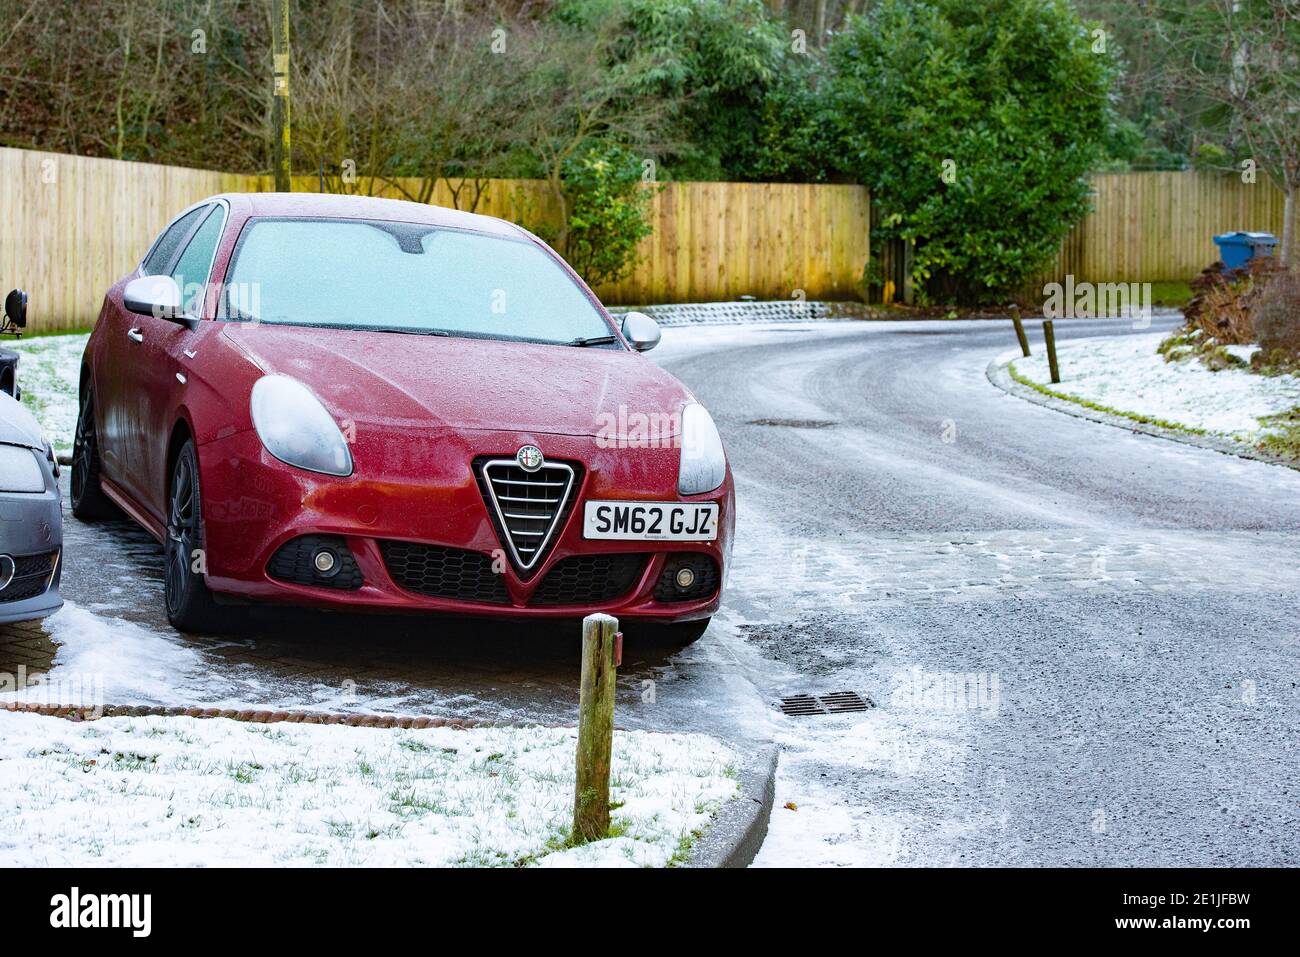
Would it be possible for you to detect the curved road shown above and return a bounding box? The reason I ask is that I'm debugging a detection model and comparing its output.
[14,314,1300,867]
[654,315,1300,866]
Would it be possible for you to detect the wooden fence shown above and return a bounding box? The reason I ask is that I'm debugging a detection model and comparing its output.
[0,145,1288,332]
[1,149,870,330]
[0,148,256,332]
[1044,171,1287,284]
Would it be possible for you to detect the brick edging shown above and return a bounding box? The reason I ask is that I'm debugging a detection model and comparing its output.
[0,701,481,728]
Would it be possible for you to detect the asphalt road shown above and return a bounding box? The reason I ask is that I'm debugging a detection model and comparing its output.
[655,315,1300,866]
[17,313,1300,866]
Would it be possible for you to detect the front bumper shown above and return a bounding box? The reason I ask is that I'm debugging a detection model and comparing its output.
[0,470,64,624]
[199,427,734,622]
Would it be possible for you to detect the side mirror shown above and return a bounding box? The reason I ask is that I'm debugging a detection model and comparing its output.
[123,275,188,325]
[4,288,26,329]
[620,311,661,352]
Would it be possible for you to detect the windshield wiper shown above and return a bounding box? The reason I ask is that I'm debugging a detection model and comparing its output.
[570,335,618,347]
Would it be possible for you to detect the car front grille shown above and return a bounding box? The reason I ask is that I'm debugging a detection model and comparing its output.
[380,541,510,604]
[529,554,647,606]
[0,550,58,604]
[476,457,580,577]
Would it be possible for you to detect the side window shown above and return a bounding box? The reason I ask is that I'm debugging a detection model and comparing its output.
[142,206,207,276]
[169,207,226,316]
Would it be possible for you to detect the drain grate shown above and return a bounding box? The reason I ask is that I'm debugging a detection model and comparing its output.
[778,691,874,716]
[778,693,825,716]
[819,691,873,714]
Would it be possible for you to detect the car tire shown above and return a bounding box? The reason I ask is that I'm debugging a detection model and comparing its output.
[164,440,236,634]
[70,386,120,520]
[641,617,711,646]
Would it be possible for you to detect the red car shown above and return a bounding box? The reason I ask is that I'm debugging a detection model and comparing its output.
[73,193,733,640]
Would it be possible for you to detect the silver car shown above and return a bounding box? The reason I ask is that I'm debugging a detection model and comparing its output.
[0,390,63,623]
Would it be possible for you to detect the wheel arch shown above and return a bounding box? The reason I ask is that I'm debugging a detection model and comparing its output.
[164,416,196,494]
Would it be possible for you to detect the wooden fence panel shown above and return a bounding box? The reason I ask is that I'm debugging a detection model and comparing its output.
[1040,171,1287,286]
[0,147,253,332]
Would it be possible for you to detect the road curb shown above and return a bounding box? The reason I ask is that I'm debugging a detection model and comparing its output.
[986,353,1299,472]
[682,744,778,869]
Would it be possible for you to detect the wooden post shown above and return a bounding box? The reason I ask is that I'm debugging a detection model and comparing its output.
[901,239,915,305]
[1042,320,1060,384]
[271,0,291,192]
[573,613,619,844]
[1010,304,1030,357]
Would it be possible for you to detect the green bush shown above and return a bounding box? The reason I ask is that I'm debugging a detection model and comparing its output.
[543,143,656,289]
[829,0,1115,304]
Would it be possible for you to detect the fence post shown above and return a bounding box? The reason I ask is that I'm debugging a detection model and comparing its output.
[573,613,620,844]
[1042,320,1060,384]
[1010,304,1030,357]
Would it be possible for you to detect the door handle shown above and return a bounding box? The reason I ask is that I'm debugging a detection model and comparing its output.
[127,328,144,343]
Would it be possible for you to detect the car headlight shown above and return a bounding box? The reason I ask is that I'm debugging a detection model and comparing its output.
[250,375,353,477]
[0,444,45,493]
[678,402,726,495]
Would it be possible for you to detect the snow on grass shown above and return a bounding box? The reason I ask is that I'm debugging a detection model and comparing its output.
[0,710,737,867]
[5,334,87,456]
[1009,332,1300,439]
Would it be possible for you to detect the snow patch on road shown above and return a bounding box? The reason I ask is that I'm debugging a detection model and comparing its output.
[1010,332,1300,438]
[0,710,737,867]
[6,334,87,457]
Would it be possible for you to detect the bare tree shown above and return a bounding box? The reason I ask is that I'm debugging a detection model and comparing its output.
[1165,0,1300,267]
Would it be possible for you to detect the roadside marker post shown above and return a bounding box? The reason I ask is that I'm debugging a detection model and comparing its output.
[1010,304,1030,357]
[573,613,619,844]
[1042,320,1061,384]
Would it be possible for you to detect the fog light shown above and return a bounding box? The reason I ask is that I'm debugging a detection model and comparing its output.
[313,549,338,576]
[674,566,696,590]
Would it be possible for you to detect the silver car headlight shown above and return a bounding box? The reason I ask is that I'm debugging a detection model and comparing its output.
[0,443,45,493]
[250,375,353,477]
[677,402,726,495]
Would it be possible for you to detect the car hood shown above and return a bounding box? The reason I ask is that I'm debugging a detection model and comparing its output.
[220,324,691,438]
[0,391,43,450]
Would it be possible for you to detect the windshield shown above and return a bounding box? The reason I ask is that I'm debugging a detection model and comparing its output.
[223,218,616,346]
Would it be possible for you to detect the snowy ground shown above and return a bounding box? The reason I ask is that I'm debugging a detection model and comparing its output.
[5,333,86,457]
[1009,332,1300,440]
[0,710,736,867]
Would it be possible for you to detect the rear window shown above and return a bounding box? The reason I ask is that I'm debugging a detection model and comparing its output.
[223,218,614,346]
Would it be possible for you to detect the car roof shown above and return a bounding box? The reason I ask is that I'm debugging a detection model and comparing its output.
[209,192,529,239]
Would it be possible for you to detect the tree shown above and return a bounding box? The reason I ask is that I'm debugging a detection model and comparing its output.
[1160,0,1300,269]
[553,0,792,181]
[503,11,679,258]
[829,0,1115,303]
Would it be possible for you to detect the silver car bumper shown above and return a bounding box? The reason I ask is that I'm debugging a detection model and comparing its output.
[0,454,64,624]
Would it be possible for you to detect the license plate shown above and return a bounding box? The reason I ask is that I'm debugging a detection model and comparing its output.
[583,501,719,541]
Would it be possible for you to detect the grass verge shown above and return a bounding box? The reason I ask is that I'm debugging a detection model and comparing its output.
[1007,363,1207,435]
